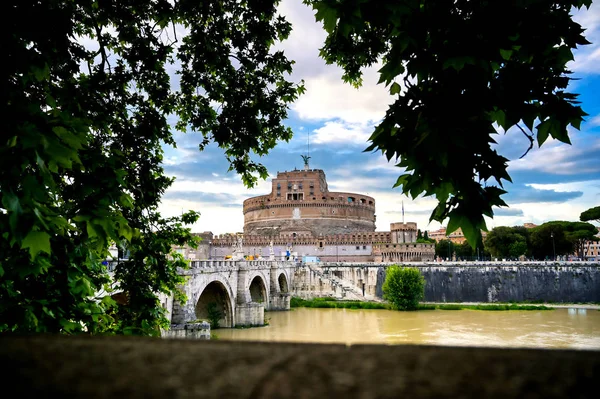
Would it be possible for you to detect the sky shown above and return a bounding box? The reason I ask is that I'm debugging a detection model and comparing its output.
[159,0,600,235]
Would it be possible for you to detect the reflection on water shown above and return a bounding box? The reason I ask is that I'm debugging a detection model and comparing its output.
[216,308,600,349]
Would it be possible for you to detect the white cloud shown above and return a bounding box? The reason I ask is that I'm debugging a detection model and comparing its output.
[312,120,375,145]
[291,68,390,123]
[570,2,600,74]
[589,114,600,126]
[507,130,600,174]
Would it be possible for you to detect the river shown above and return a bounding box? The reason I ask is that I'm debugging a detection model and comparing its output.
[216,307,600,349]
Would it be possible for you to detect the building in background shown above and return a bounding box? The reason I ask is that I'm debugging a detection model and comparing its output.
[426,227,487,244]
[190,160,434,262]
[582,232,600,261]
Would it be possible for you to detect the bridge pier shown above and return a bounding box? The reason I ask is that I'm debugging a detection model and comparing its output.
[235,303,265,326]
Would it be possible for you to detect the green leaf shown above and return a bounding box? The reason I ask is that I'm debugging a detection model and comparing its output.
[390,82,401,95]
[499,49,513,60]
[21,231,52,259]
[313,3,338,33]
[536,120,551,146]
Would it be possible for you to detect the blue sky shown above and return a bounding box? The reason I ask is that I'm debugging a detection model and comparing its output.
[159,0,600,235]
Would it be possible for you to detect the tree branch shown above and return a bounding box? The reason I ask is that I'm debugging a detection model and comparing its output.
[516,123,534,159]
[92,17,111,74]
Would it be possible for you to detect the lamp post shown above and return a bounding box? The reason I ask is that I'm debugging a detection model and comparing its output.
[551,232,556,261]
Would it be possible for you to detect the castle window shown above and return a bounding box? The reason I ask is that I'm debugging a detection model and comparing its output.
[356,246,360,250]
[348,197,355,203]
[309,182,314,188]
[287,183,292,189]
[277,183,281,189]
[299,183,303,189]
[310,191,314,196]
[363,245,366,250]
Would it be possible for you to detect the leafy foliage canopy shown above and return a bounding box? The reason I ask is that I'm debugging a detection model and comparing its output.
[1,0,302,335]
[305,0,591,246]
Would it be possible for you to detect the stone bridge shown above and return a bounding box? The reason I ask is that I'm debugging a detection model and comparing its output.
[171,260,296,327]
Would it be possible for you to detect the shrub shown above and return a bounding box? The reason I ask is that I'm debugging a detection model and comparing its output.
[382,265,425,310]
[206,302,223,329]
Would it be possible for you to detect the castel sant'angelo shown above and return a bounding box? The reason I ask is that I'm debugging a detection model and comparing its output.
[200,157,435,262]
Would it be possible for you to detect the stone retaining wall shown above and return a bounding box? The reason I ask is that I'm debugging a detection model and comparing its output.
[294,262,600,303]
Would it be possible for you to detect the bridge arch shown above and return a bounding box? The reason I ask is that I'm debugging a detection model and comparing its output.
[244,269,270,305]
[195,279,234,328]
[278,272,289,293]
[248,275,268,304]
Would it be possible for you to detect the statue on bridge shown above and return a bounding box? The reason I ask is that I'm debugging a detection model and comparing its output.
[232,235,245,261]
[269,239,275,261]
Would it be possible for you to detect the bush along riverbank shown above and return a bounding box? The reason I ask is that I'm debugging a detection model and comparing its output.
[290,297,552,311]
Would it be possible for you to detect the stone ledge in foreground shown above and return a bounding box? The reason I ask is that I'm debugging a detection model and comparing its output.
[0,335,597,398]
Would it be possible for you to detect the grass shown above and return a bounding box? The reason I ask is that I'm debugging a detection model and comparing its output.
[291,297,388,310]
[291,297,553,311]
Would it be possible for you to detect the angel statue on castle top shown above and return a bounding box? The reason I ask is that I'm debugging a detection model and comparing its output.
[301,154,311,168]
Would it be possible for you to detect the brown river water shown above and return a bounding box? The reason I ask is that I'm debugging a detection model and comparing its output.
[216,307,600,349]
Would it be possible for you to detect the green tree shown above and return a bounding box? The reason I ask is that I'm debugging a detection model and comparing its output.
[529,221,598,260]
[382,265,425,310]
[416,230,434,244]
[1,0,302,335]
[305,0,591,246]
[508,241,528,259]
[455,241,475,259]
[484,226,530,259]
[563,222,599,259]
[435,239,455,259]
[580,206,600,225]
[529,223,572,260]
[206,302,223,330]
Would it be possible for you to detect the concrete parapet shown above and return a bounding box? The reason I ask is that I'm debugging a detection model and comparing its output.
[1,336,597,398]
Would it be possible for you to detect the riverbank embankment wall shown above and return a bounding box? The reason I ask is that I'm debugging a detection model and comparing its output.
[293,262,600,303]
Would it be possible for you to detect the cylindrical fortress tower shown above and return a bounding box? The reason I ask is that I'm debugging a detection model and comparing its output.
[243,169,376,236]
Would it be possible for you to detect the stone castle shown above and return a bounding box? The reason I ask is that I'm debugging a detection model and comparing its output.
[179,159,434,263]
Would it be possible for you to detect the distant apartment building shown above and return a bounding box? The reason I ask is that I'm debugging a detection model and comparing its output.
[426,227,487,244]
[582,232,600,261]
